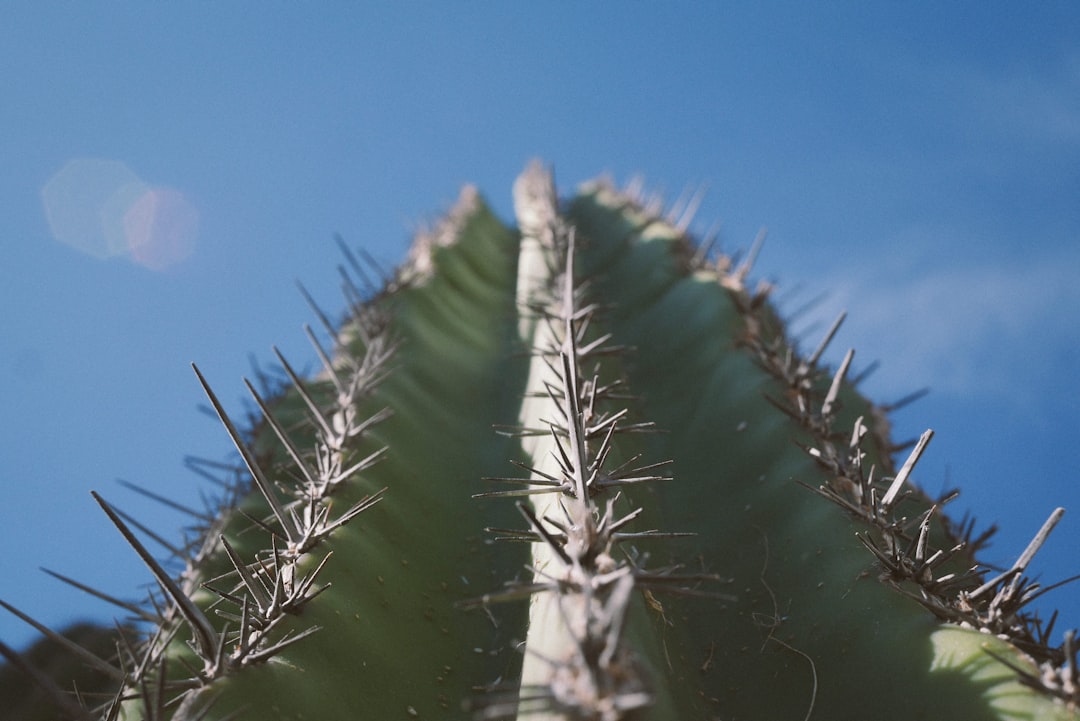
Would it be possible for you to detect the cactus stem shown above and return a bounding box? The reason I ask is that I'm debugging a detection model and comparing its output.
[500,165,744,718]
[91,491,220,670]
[9,164,1079,719]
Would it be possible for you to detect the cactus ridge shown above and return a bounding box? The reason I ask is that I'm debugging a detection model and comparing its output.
[2,162,1079,720]
[37,281,397,718]
[617,171,1080,711]
[710,197,1080,707]
[467,166,730,719]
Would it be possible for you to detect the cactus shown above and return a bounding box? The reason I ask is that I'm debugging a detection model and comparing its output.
[3,162,1078,720]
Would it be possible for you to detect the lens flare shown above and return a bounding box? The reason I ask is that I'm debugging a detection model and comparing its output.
[123,187,198,271]
[42,158,197,270]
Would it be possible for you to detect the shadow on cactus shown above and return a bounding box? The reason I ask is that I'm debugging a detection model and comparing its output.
[3,162,1078,720]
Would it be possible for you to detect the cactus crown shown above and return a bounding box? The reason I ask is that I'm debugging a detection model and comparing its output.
[2,162,1077,721]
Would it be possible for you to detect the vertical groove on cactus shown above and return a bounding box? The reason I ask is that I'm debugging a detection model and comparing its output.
[1,163,1077,721]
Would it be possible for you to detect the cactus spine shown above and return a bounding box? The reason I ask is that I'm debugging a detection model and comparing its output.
[3,163,1078,720]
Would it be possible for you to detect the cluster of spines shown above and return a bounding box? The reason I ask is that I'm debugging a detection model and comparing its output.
[637,179,1080,708]
[740,305,1079,704]
[0,253,396,720]
[471,165,728,720]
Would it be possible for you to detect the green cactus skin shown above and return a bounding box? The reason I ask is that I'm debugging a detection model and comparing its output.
[3,163,1078,720]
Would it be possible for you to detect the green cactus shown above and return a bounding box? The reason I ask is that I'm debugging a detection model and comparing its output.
[3,162,1078,720]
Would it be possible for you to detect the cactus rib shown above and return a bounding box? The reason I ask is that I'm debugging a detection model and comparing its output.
[468,164,729,719]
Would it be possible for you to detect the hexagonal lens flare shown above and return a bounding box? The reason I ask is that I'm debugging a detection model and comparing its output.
[42,158,197,270]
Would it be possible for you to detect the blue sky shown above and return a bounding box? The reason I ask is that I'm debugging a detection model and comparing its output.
[1,4,1078,651]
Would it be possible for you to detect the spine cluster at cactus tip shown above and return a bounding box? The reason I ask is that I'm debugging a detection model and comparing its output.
[1,162,1077,721]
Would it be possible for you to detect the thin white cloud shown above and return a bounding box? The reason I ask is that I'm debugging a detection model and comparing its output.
[901,49,1080,151]
[793,247,1080,412]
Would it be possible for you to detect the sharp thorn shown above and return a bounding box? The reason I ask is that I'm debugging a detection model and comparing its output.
[295,281,341,347]
[821,348,854,419]
[111,505,186,559]
[851,359,880,387]
[808,311,847,367]
[192,364,297,546]
[335,234,379,297]
[881,429,933,511]
[220,536,272,612]
[735,227,766,281]
[303,324,344,394]
[272,346,334,439]
[91,491,219,665]
[1012,507,1066,579]
[243,378,321,491]
[40,568,158,623]
[116,478,210,522]
[882,387,931,413]
[0,599,126,682]
[516,502,572,566]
